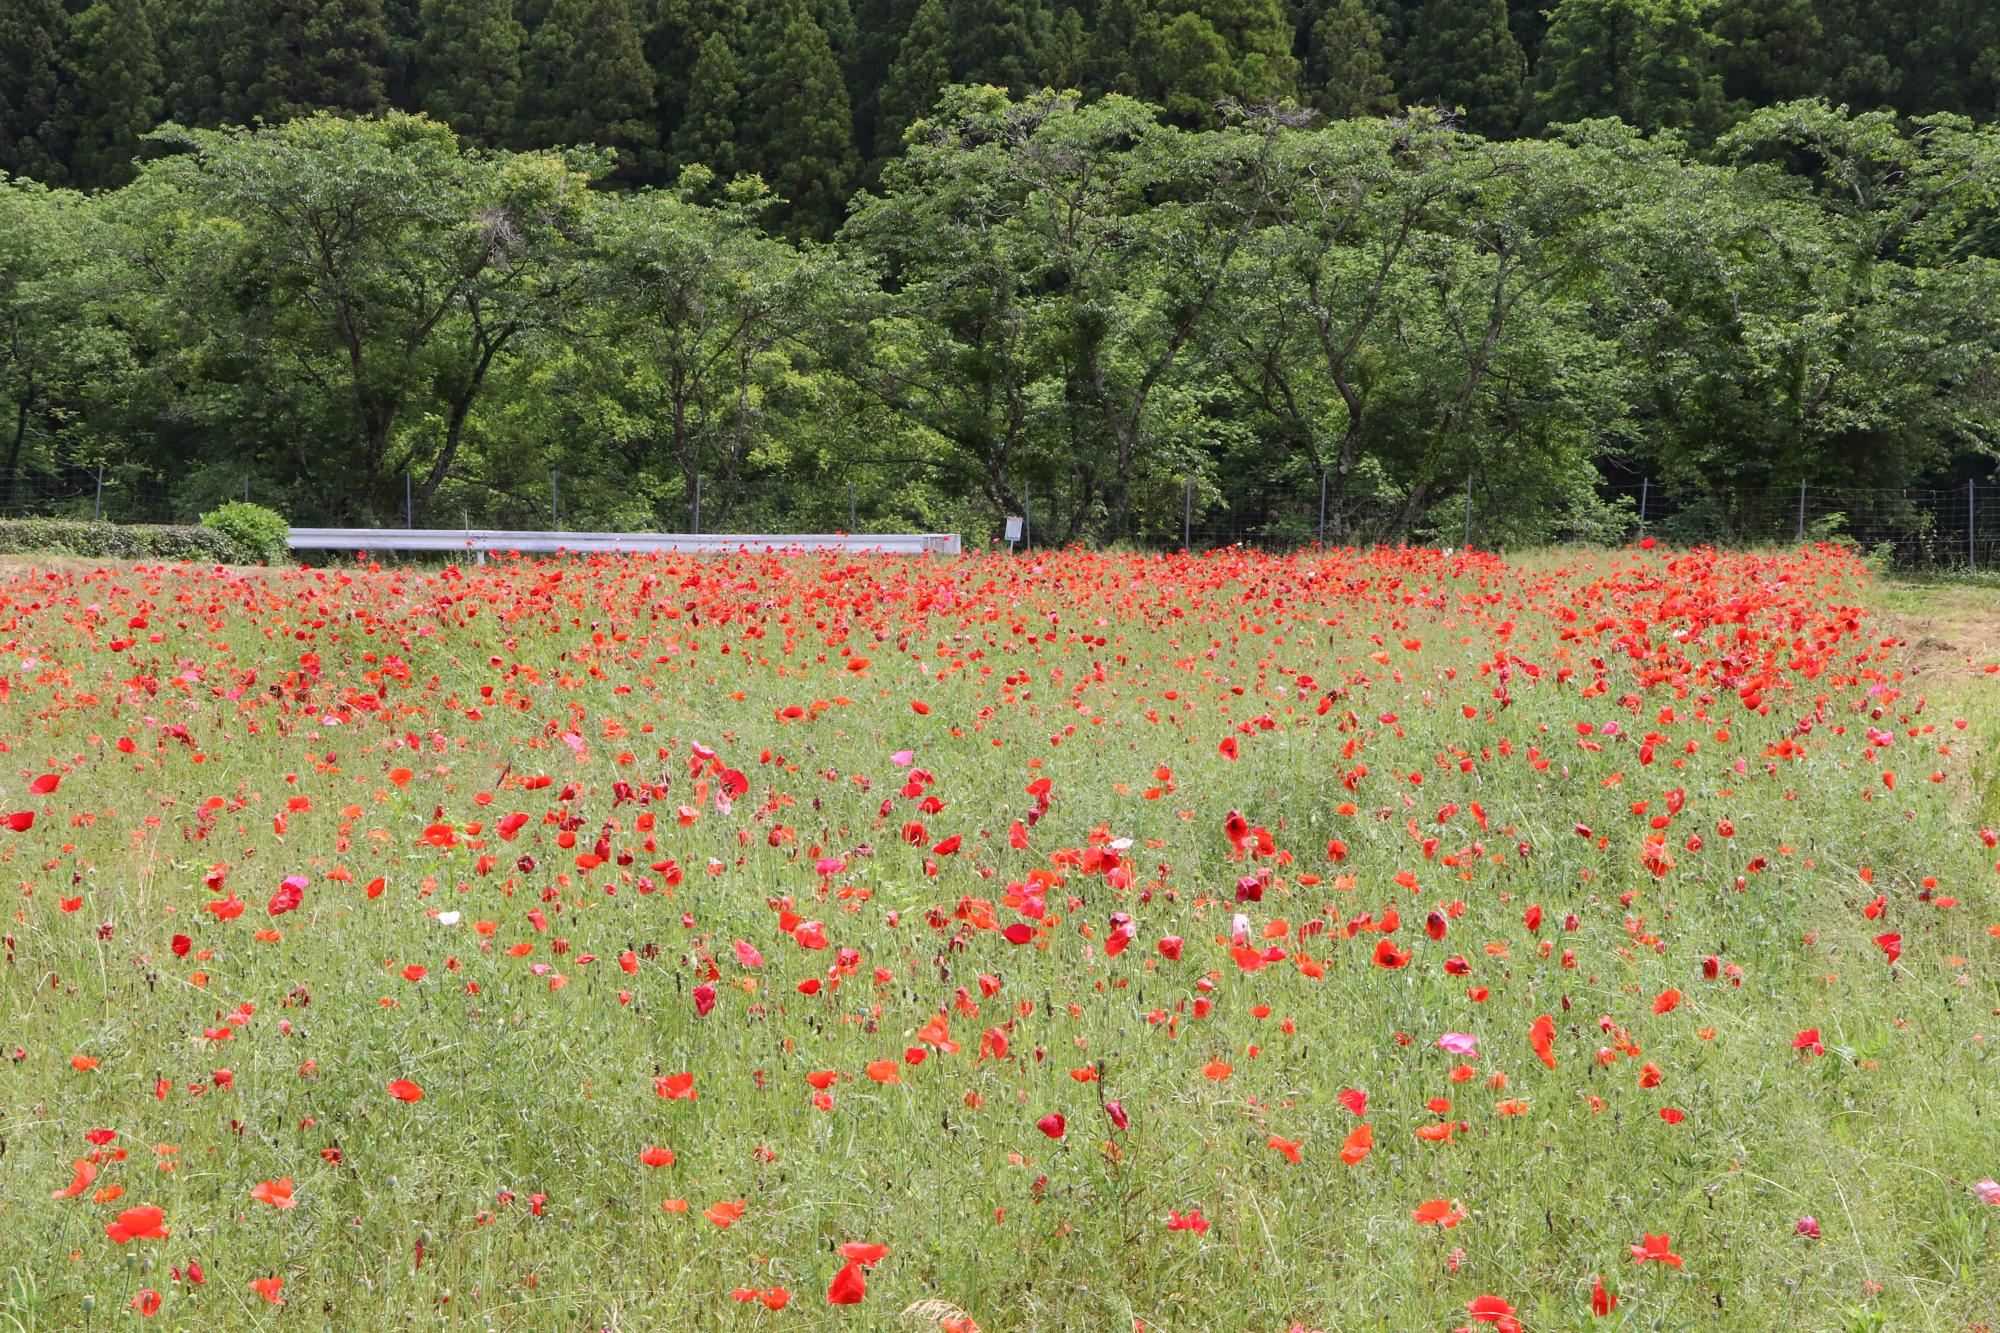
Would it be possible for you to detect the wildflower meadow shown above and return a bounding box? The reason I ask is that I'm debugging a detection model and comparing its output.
[0,544,1995,1332]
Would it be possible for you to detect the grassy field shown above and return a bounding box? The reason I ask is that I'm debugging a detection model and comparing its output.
[0,545,1995,1332]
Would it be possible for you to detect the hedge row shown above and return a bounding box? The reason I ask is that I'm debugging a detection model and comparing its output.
[0,519,269,564]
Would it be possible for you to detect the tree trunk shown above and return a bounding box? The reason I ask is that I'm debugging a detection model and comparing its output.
[418,327,515,520]
[3,387,32,514]
[1389,479,1428,543]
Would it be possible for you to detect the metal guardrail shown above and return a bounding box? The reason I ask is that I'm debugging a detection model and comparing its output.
[286,529,962,557]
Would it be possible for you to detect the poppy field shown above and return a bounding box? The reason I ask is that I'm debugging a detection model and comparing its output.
[1,544,1996,1333]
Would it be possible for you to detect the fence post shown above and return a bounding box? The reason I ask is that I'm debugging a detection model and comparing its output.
[405,472,414,529]
[848,481,856,533]
[1183,475,1193,551]
[93,464,104,523]
[693,476,702,537]
[1022,481,1030,553]
[1463,473,1472,550]
[1317,470,1327,547]
[242,475,250,504]
[551,471,559,529]
[1638,476,1648,533]
[1971,479,1978,571]
[1796,481,1806,542]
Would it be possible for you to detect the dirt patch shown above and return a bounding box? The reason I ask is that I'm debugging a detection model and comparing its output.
[1871,578,2000,690]
[1873,577,2000,827]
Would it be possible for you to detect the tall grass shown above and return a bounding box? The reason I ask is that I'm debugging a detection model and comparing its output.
[0,545,1993,1331]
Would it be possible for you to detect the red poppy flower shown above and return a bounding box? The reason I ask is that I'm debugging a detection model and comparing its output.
[106,1205,169,1243]
[827,1260,867,1305]
[1630,1232,1684,1266]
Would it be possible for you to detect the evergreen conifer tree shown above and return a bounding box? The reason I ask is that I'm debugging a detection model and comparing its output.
[1153,12,1236,119]
[153,0,219,126]
[745,0,857,236]
[672,29,744,177]
[1507,0,1550,76]
[0,0,67,182]
[53,0,164,188]
[874,0,952,156]
[166,0,389,126]
[519,0,660,179]
[646,0,745,132]
[249,0,392,121]
[1309,0,1395,120]
[382,0,425,107]
[816,0,858,59]
[1397,0,1523,133]
[1710,0,1819,108]
[415,0,525,143]
[845,0,918,156]
[1086,0,1163,95]
[1533,0,1722,137]
[1898,0,2000,116]
[1165,0,1300,110]
[1810,0,1904,110]
[1043,6,1092,89]
[949,0,1052,89]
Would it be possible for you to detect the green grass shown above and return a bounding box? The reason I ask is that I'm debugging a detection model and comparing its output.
[0,546,1995,1332]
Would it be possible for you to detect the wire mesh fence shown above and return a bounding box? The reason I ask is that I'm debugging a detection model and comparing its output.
[2,457,1997,569]
[1615,481,2000,570]
[0,462,902,540]
[1115,475,2000,570]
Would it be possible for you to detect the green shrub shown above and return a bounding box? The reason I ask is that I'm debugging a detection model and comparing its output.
[200,502,291,563]
[0,518,264,563]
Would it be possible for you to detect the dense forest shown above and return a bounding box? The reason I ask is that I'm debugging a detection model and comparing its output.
[9,0,2000,207]
[3,1,2000,545]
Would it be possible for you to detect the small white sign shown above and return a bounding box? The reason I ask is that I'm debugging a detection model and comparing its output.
[1003,516,1024,542]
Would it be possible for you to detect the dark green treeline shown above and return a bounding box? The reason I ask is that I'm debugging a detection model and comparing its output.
[6,0,2000,227]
